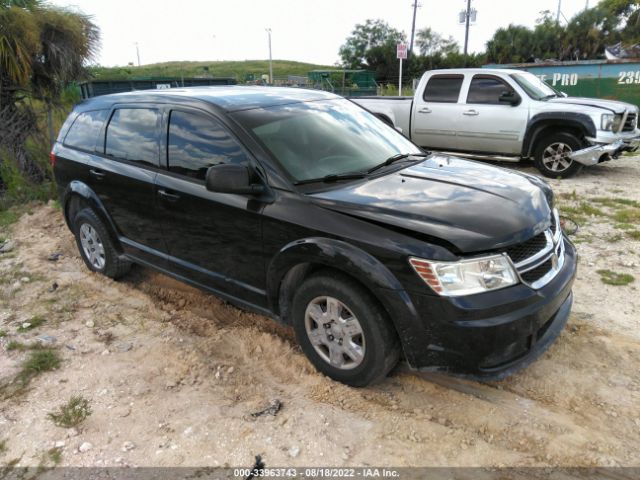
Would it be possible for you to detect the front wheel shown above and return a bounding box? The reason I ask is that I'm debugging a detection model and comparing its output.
[533,132,584,179]
[291,271,400,387]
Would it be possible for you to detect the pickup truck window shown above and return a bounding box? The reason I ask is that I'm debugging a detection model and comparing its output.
[511,72,559,100]
[167,110,247,182]
[467,76,514,105]
[105,108,160,167]
[423,75,464,103]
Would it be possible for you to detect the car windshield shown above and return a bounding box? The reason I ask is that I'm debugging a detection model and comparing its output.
[231,98,422,183]
[510,72,560,100]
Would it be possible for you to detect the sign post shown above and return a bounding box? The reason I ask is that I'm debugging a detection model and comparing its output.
[397,43,408,96]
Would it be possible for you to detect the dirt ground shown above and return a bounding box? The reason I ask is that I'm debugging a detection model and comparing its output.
[1,156,639,469]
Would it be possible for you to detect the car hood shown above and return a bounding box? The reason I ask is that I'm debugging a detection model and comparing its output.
[548,96,636,114]
[309,155,553,254]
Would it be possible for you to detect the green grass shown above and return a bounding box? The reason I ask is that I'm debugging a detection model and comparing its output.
[615,222,636,230]
[0,330,6,338]
[0,210,18,228]
[89,59,334,82]
[605,233,623,243]
[48,395,92,428]
[17,315,46,332]
[596,269,635,286]
[18,349,61,383]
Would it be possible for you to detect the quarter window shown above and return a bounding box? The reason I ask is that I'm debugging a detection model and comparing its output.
[467,76,514,105]
[63,110,108,151]
[167,110,247,181]
[105,108,160,166]
[423,75,464,103]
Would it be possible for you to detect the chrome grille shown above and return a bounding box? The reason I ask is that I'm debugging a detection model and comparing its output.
[506,209,565,289]
[623,113,637,132]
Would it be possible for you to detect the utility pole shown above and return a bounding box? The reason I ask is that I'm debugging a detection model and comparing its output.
[463,0,471,57]
[409,1,421,56]
[265,28,273,85]
[556,0,562,23]
[135,42,141,66]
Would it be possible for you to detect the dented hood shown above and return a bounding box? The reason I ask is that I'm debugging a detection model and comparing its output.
[309,155,554,253]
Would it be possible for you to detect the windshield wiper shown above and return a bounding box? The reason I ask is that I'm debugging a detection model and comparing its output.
[294,172,367,186]
[367,152,428,174]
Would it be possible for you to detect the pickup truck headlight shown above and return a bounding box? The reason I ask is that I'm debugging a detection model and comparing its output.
[409,255,518,296]
[601,114,622,132]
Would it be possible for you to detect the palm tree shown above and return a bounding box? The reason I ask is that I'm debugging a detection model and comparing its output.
[0,0,99,181]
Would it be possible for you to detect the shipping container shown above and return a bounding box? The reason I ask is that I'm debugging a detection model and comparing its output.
[484,59,640,108]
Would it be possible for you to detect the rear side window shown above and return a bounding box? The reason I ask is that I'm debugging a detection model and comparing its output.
[167,110,247,181]
[423,75,464,103]
[63,110,108,151]
[467,76,514,104]
[105,108,160,167]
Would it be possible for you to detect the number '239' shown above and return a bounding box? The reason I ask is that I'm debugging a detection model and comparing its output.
[618,71,640,84]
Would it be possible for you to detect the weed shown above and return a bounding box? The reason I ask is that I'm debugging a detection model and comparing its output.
[47,447,62,465]
[17,315,46,332]
[605,233,623,243]
[615,222,636,230]
[18,349,61,383]
[627,230,640,241]
[596,269,635,286]
[0,439,6,454]
[613,209,640,224]
[0,330,6,338]
[558,190,578,201]
[48,395,92,428]
[592,197,640,209]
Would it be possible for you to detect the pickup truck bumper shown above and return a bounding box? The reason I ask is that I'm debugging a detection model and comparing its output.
[571,135,640,166]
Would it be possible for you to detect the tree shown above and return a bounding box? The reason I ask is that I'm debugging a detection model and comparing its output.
[0,0,99,182]
[415,28,458,57]
[339,19,405,72]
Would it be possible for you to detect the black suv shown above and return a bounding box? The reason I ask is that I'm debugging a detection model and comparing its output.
[52,86,576,386]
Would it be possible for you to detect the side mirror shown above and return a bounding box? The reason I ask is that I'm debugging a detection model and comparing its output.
[499,91,520,106]
[205,164,265,195]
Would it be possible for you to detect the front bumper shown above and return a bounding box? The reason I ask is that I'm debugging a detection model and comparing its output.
[575,130,640,166]
[398,237,577,379]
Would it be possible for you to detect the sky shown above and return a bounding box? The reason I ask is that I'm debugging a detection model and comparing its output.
[49,0,593,67]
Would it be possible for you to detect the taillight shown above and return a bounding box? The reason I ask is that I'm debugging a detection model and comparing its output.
[49,152,56,167]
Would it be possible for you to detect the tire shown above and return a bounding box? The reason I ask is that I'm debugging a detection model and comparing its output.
[533,132,584,179]
[73,208,131,279]
[291,271,400,387]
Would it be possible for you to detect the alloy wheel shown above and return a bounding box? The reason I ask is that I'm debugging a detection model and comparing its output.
[79,223,106,270]
[542,142,574,172]
[304,296,366,370]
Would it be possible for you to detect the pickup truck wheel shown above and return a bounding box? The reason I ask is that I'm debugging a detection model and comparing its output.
[73,208,131,279]
[533,132,584,179]
[291,272,400,387]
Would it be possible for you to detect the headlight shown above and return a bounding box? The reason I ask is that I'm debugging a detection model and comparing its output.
[601,114,622,131]
[409,255,518,296]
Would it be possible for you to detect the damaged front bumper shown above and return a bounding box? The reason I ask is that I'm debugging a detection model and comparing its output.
[570,137,639,166]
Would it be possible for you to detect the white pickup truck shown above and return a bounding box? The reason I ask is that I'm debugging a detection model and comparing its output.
[353,68,640,178]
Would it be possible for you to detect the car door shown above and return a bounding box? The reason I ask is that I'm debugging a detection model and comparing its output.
[88,105,168,264]
[155,107,266,307]
[455,74,529,155]
[410,74,466,149]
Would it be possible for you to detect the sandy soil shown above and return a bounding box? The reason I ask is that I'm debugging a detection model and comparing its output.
[0,156,639,469]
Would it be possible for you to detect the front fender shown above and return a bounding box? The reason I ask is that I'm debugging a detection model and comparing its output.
[522,112,596,157]
[267,237,424,366]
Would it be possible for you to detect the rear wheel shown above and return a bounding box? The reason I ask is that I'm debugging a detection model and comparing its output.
[533,132,584,179]
[73,208,131,279]
[291,271,400,387]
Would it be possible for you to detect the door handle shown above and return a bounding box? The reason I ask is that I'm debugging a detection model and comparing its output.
[89,169,106,179]
[157,189,180,202]
[463,109,479,116]
[418,107,432,114]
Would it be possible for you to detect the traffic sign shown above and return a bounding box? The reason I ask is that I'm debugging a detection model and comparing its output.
[397,43,408,60]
